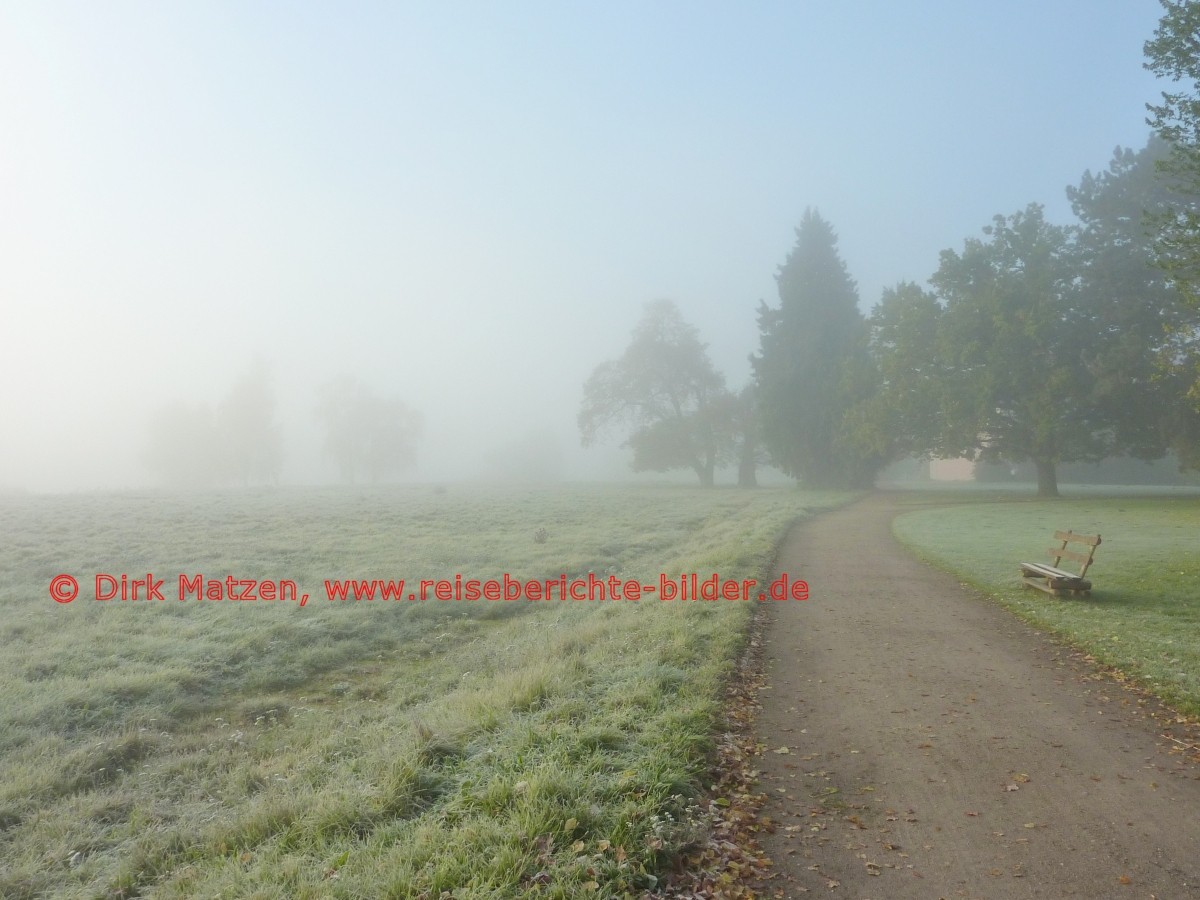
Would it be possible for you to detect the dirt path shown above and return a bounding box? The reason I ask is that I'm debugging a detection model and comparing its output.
[752,493,1200,899]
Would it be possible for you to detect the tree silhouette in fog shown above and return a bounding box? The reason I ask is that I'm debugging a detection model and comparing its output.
[579,299,734,487]
[218,361,283,486]
[752,209,882,489]
[144,362,282,487]
[315,375,423,484]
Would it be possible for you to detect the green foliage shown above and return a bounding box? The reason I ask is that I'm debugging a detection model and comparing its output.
[854,282,945,461]
[1145,1,1200,415]
[579,300,734,486]
[926,204,1085,495]
[753,209,883,488]
[874,188,1195,496]
[1068,137,1200,466]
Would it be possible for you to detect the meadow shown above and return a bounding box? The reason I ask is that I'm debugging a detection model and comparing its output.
[0,484,850,899]
[892,493,1200,718]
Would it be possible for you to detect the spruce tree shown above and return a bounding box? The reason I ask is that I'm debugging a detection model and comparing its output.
[752,209,878,488]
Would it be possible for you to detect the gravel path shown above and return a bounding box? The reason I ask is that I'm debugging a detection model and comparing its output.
[752,493,1200,898]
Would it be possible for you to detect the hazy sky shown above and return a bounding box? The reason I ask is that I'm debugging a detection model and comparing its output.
[0,1,1169,490]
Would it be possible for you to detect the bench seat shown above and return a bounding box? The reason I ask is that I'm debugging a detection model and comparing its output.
[1020,530,1100,597]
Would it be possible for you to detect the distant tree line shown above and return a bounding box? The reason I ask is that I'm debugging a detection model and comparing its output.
[144,366,422,487]
[579,0,1200,494]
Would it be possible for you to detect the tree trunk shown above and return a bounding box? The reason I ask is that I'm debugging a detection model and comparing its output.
[696,459,715,487]
[1035,458,1059,497]
[737,444,758,488]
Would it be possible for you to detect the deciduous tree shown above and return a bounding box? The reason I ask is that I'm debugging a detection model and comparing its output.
[579,299,733,486]
[1144,2,1200,430]
[925,204,1094,496]
[1067,137,1200,468]
[1145,0,1200,302]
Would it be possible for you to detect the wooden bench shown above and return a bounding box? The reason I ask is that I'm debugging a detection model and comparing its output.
[1020,530,1101,596]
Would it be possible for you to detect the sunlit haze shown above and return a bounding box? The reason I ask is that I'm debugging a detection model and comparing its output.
[0,1,1166,490]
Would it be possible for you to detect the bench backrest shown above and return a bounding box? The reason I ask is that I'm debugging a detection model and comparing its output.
[1048,530,1101,578]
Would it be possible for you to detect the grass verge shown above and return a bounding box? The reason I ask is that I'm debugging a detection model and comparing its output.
[892,494,1200,719]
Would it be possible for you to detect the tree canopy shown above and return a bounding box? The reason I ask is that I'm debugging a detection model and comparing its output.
[925,204,1093,496]
[1145,2,1200,432]
[1145,0,1200,302]
[868,167,1199,495]
[752,209,882,489]
[1068,137,1200,464]
[578,299,733,486]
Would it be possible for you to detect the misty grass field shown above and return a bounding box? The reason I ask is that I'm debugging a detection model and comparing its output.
[892,495,1200,718]
[0,485,850,899]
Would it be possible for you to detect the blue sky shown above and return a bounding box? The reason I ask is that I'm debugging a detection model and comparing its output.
[0,1,1170,488]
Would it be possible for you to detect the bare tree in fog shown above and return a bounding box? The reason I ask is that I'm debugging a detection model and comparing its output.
[315,375,422,483]
[578,299,734,486]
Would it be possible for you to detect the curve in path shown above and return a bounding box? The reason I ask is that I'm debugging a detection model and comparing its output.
[753,493,1200,898]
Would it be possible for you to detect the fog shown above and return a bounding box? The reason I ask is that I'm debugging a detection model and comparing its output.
[0,2,1165,492]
